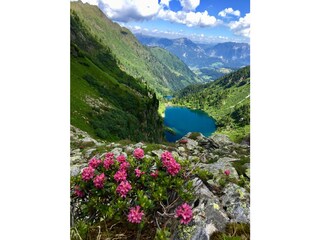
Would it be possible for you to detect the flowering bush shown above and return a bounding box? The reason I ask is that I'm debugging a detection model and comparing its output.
[71,148,195,238]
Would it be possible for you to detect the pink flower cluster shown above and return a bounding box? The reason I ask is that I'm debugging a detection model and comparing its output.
[127,206,144,224]
[74,185,84,198]
[175,203,193,224]
[82,166,95,181]
[94,173,105,188]
[135,168,145,178]
[161,151,181,176]
[104,157,115,170]
[114,170,127,182]
[116,154,126,163]
[133,148,144,159]
[119,161,130,171]
[89,157,101,169]
[116,180,132,198]
[224,169,231,176]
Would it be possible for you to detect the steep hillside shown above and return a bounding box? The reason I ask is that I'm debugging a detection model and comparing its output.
[149,46,201,89]
[71,10,164,142]
[173,66,250,142]
[70,2,202,95]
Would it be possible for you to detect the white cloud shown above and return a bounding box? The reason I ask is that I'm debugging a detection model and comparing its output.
[98,0,161,22]
[73,0,218,28]
[158,9,217,27]
[229,13,250,38]
[218,8,240,18]
[179,0,200,12]
[160,0,171,8]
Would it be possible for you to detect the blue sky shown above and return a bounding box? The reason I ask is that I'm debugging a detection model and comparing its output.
[76,0,250,43]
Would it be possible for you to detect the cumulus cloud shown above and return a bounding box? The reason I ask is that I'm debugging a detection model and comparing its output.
[160,0,171,8]
[229,13,250,38]
[179,0,200,12]
[98,0,161,22]
[218,8,240,18]
[74,0,219,28]
[158,9,217,27]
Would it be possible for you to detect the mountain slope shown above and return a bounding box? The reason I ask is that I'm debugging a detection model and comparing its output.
[173,66,250,142]
[70,2,202,95]
[136,34,250,69]
[71,10,164,142]
[148,46,201,90]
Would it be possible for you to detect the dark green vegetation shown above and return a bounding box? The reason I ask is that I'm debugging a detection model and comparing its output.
[71,2,202,96]
[173,66,250,142]
[71,10,163,142]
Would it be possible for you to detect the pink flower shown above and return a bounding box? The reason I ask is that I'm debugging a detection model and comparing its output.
[93,173,105,189]
[166,160,181,176]
[119,161,130,171]
[135,168,145,178]
[74,186,84,198]
[81,166,95,181]
[175,203,193,225]
[116,181,132,198]
[127,206,144,224]
[161,151,181,176]
[133,148,144,159]
[150,170,159,178]
[104,158,115,170]
[114,170,127,182]
[88,157,101,169]
[224,169,231,176]
[161,151,174,166]
[105,152,114,160]
[116,154,126,163]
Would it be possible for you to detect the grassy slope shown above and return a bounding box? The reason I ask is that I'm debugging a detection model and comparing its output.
[71,10,164,142]
[149,46,203,88]
[173,66,250,142]
[70,2,202,96]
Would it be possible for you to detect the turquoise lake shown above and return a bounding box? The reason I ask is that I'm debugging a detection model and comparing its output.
[164,106,217,142]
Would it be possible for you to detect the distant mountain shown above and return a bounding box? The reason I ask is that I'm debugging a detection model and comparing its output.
[71,2,202,96]
[135,34,250,69]
[173,66,250,142]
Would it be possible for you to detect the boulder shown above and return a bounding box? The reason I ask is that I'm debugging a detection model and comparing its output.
[221,183,250,223]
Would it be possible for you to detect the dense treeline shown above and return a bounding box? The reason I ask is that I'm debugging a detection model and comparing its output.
[71,11,163,142]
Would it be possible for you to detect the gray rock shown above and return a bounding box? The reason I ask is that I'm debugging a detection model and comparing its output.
[210,134,232,146]
[70,164,86,177]
[84,148,96,159]
[111,148,123,158]
[70,154,84,165]
[151,149,164,158]
[80,137,98,147]
[186,139,198,150]
[221,183,250,223]
[124,146,134,154]
[134,142,144,149]
[178,146,185,152]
